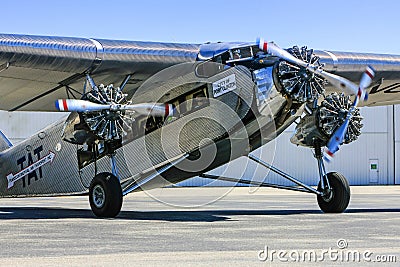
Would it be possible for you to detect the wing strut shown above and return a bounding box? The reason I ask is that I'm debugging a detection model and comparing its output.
[122,153,189,196]
[119,74,132,91]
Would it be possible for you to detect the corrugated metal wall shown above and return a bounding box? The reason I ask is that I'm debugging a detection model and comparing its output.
[178,105,398,186]
[395,105,400,184]
[0,111,65,144]
[1,105,397,186]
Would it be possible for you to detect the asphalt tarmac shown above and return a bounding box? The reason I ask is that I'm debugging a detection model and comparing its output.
[0,186,399,266]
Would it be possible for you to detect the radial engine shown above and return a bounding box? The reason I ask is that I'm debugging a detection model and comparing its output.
[272,46,363,148]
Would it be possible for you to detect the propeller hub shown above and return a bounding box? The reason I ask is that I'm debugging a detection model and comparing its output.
[318,93,363,144]
[299,68,314,81]
[275,46,326,103]
[82,84,133,142]
[338,109,348,120]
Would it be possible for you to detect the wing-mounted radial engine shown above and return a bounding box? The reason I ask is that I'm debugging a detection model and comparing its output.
[56,74,176,218]
[290,93,364,148]
[59,75,133,168]
[57,74,174,169]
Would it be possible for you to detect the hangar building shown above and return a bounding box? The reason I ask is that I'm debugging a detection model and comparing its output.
[1,105,398,186]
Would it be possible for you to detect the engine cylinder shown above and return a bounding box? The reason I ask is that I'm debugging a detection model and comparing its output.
[291,93,363,147]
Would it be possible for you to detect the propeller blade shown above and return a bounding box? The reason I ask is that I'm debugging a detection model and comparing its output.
[55,99,110,112]
[257,38,377,161]
[257,38,362,95]
[311,68,359,95]
[120,103,175,117]
[323,66,375,162]
[323,119,350,162]
[257,38,308,68]
[357,65,375,101]
[56,99,175,117]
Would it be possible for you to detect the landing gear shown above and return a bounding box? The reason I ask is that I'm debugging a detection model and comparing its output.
[317,172,350,213]
[313,142,350,213]
[89,172,123,218]
[199,150,351,213]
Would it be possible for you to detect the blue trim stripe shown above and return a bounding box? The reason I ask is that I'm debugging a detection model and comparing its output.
[55,100,60,111]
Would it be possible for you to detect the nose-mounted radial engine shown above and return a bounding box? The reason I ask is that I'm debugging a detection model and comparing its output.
[274,46,326,103]
[269,45,364,149]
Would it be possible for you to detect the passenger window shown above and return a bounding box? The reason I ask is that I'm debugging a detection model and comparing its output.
[132,87,209,138]
[191,91,208,111]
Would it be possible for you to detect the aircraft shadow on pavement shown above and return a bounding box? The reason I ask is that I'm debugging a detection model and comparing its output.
[0,207,399,222]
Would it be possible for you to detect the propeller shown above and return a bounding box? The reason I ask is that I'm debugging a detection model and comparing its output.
[55,99,175,117]
[323,66,375,162]
[257,38,361,96]
[257,38,375,161]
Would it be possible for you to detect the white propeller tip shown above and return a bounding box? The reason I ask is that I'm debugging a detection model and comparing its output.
[358,65,376,98]
[256,37,267,51]
[323,149,334,163]
[365,65,375,79]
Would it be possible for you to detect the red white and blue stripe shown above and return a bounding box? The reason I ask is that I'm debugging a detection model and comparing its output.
[56,99,174,117]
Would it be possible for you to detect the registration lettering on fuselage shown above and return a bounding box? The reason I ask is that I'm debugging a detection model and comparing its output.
[212,74,237,97]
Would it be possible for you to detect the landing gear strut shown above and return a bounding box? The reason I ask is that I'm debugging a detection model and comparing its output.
[313,142,350,213]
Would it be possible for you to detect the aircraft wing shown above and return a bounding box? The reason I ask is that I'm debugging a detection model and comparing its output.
[314,50,400,107]
[1,33,400,111]
[0,34,200,111]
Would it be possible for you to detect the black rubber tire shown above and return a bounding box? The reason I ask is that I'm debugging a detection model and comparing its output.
[89,172,123,218]
[317,172,350,213]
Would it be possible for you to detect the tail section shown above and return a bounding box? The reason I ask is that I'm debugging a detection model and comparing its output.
[0,130,12,152]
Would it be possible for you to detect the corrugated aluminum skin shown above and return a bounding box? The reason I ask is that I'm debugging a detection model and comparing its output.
[0,34,200,111]
[315,50,400,106]
[98,39,200,69]
[0,34,199,73]
[0,34,97,73]
[316,50,400,73]
[0,64,255,196]
[0,34,400,111]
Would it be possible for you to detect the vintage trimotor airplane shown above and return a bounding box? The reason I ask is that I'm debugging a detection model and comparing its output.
[0,33,399,217]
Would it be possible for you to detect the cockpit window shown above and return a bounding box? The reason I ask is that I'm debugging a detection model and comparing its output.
[195,59,228,78]
[253,67,274,107]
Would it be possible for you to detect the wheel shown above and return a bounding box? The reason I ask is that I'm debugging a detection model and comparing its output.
[89,172,123,218]
[317,172,350,213]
